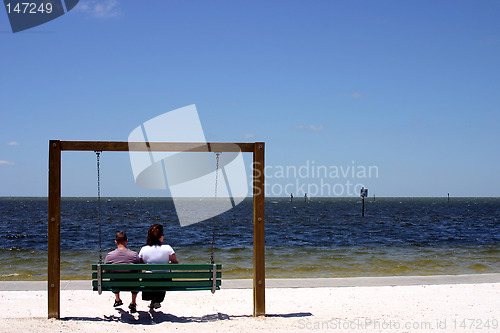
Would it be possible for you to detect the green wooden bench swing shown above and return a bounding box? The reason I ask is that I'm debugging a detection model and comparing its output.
[92,263,222,294]
[91,152,222,295]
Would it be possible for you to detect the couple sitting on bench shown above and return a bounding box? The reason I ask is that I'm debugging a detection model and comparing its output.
[104,224,178,313]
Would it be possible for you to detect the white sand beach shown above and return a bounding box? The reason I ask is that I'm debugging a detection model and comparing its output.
[0,275,499,333]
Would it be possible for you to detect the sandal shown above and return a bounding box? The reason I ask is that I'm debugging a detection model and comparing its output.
[113,300,123,307]
[128,303,137,313]
[149,301,161,310]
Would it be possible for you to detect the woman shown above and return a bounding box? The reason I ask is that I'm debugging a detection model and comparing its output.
[139,224,178,310]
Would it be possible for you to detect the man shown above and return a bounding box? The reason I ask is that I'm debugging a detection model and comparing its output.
[104,231,141,313]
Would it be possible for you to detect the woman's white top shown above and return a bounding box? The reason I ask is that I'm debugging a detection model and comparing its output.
[139,244,175,264]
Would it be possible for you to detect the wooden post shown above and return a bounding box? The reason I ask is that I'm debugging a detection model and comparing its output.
[253,142,265,316]
[362,197,365,216]
[48,140,61,319]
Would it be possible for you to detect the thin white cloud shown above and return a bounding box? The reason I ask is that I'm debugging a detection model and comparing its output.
[350,92,363,98]
[309,125,324,132]
[5,141,20,146]
[242,134,255,139]
[295,125,325,132]
[0,160,15,165]
[76,0,122,18]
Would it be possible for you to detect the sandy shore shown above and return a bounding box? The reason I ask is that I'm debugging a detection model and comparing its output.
[0,275,499,332]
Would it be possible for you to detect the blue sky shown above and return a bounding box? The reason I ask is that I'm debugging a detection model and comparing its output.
[1,0,499,197]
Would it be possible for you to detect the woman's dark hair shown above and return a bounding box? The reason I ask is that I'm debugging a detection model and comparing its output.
[146,224,163,246]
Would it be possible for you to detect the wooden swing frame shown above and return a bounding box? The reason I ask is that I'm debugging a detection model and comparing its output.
[48,140,265,319]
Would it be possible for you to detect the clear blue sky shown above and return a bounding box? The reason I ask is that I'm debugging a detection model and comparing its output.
[1,0,499,197]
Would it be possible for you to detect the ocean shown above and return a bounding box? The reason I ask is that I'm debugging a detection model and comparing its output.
[1,197,499,280]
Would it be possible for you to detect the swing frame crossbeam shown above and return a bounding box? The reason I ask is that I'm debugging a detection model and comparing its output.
[48,140,265,319]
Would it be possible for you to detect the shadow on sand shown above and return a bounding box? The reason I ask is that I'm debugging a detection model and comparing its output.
[63,308,313,325]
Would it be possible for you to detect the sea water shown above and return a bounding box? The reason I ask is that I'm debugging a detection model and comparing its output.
[0,197,499,280]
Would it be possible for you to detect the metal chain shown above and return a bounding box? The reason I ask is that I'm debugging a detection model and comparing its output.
[96,151,102,264]
[211,152,221,264]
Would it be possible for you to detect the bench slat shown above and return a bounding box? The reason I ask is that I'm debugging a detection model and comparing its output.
[92,280,222,288]
[91,272,222,279]
[92,264,221,270]
[93,286,220,292]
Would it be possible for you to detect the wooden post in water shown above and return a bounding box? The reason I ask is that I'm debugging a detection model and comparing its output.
[448,193,450,202]
[48,140,61,319]
[360,187,368,217]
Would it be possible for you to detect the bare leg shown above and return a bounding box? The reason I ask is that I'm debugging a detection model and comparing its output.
[129,293,138,313]
[113,292,123,307]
